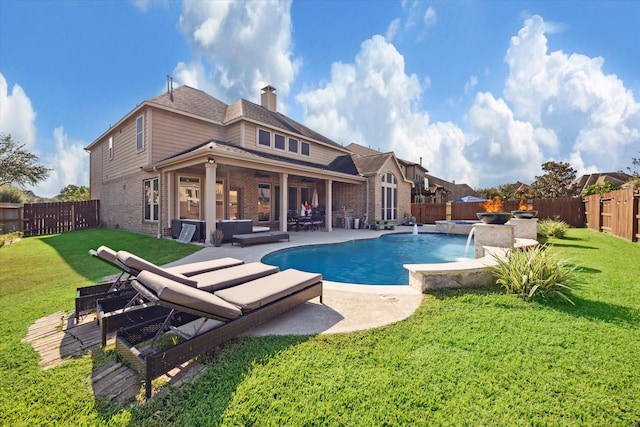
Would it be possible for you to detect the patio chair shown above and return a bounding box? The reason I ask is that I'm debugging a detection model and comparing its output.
[75,246,244,321]
[115,268,323,398]
[98,255,279,345]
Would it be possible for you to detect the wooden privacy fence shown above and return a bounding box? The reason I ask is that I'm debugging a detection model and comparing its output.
[584,188,639,242]
[410,197,586,228]
[21,200,100,237]
[0,203,23,234]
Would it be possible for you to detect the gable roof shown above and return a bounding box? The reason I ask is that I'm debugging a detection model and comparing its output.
[573,172,632,194]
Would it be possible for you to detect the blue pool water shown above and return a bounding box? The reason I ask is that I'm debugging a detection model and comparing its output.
[261,233,473,285]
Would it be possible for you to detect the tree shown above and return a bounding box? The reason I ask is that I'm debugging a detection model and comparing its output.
[530,161,579,198]
[581,181,621,197]
[0,133,50,187]
[57,184,90,201]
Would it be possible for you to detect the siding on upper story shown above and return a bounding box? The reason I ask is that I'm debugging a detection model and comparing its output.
[150,108,226,163]
[98,109,149,183]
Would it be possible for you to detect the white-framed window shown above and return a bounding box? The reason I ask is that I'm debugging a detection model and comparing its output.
[274,133,285,150]
[258,129,271,147]
[301,141,310,156]
[136,116,144,151]
[144,178,159,221]
[288,138,298,153]
[178,176,200,220]
[380,172,398,221]
[108,136,113,160]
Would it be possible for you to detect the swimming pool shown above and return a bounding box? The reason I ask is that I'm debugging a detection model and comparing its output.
[261,233,473,285]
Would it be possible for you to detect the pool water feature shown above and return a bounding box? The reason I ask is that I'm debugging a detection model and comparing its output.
[262,233,473,285]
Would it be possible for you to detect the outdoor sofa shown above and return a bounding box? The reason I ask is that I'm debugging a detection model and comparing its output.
[97,252,279,345]
[231,231,290,247]
[116,268,323,398]
[75,246,244,321]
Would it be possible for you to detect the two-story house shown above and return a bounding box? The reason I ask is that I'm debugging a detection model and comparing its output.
[85,84,413,244]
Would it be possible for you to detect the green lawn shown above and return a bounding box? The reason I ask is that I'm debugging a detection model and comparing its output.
[0,228,638,426]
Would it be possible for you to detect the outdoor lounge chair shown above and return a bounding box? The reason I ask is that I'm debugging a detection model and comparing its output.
[115,268,323,398]
[98,256,279,345]
[75,246,244,321]
[231,231,290,247]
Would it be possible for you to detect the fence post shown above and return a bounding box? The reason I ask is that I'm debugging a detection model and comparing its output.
[446,202,452,220]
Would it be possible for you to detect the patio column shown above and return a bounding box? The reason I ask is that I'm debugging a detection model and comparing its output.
[325,179,332,232]
[205,161,217,245]
[280,173,288,232]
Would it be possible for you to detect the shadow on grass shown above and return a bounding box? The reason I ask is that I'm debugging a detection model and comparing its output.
[124,335,311,425]
[545,294,640,326]
[40,228,201,284]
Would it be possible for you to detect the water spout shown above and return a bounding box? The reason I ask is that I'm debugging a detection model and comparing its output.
[413,223,418,235]
[465,226,476,256]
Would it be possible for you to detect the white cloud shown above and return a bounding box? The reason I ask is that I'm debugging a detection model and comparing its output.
[423,6,436,28]
[175,0,300,105]
[0,73,37,150]
[1,73,88,197]
[295,35,474,185]
[25,127,89,198]
[464,75,478,95]
[503,14,640,177]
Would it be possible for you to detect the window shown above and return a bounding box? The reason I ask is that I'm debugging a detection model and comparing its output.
[301,141,310,156]
[144,178,159,221]
[258,129,271,147]
[380,172,398,221]
[108,136,113,160]
[274,133,285,150]
[136,116,144,151]
[258,183,271,222]
[179,177,200,219]
[216,180,224,218]
[288,138,298,153]
[228,188,241,220]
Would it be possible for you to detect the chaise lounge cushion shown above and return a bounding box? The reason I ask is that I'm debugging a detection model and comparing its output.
[191,262,279,292]
[116,251,198,287]
[136,270,242,319]
[166,257,244,276]
[96,245,118,264]
[215,269,322,311]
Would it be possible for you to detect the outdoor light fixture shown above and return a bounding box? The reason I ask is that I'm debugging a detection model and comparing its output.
[207,157,215,164]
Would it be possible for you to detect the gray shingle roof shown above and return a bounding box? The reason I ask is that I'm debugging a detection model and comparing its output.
[147,85,344,149]
[147,86,228,123]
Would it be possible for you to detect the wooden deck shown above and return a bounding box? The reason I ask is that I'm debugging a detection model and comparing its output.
[22,311,206,404]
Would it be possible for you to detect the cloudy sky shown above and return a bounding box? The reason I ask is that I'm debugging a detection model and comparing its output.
[1,0,639,197]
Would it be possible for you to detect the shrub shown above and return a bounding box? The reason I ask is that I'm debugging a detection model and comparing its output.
[491,246,576,304]
[0,185,27,203]
[537,219,569,239]
[0,231,23,247]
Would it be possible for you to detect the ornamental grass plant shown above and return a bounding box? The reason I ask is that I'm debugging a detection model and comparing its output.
[491,245,576,304]
[537,218,569,238]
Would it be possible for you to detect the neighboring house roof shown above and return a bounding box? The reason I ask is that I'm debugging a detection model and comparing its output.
[573,172,632,194]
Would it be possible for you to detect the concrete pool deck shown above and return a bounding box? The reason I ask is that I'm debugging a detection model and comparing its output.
[163,226,427,335]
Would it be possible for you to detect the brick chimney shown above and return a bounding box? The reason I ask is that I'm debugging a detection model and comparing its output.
[261,85,277,112]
